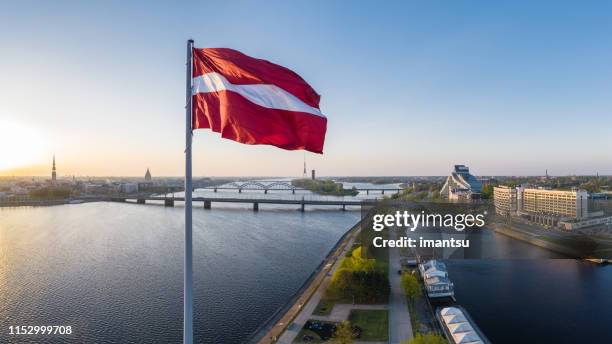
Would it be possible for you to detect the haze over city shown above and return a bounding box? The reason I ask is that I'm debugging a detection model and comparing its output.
[2,1,612,177]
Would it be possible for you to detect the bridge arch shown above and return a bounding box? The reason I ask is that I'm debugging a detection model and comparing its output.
[239,181,267,189]
[265,182,296,190]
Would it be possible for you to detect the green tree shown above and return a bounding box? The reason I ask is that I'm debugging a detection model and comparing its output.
[328,246,389,303]
[402,333,448,344]
[480,184,494,199]
[431,190,441,199]
[400,272,422,305]
[331,321,354,344]
[29,186,72,199]
[330,268,353,297]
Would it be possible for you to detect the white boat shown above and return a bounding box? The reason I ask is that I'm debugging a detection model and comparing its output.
[418,259,454,298]
[436,306,491,344]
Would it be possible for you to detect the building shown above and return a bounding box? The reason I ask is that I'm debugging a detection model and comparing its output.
[311,169,316,180]
[493,185,523,216]
[440,165,483,201]
[120,183,139,194]
[144,168,152,181]
[494,186,587,219]
[493,185,612,229]
[522,188,588,219]
[51,155,57,183]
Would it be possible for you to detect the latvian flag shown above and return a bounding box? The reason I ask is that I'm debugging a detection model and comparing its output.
[191,48,327,154]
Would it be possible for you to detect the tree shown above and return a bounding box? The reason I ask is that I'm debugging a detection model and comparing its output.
[431,190,441,199]
[29,186,72,199]
[402,333,448,344]
[330,321,353,344]
[480,184,494,199]
[330,268,354,297]
[400,272,422,305]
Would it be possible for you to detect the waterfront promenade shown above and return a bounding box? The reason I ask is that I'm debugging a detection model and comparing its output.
[257,226,414,344]
[255,221,362,344]
[388,229,414,343]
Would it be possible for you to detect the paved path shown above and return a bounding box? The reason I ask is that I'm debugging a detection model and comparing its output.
[388,229,413,343]
[275,230,360,344]
[311,304,388,322]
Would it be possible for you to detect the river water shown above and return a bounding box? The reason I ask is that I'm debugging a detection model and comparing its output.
[0,192,360,343]
[1,184,611,343]
[441,229,612,344]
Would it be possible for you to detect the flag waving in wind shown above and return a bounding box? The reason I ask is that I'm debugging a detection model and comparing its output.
[191,48,327,153]
[182,43,327,344]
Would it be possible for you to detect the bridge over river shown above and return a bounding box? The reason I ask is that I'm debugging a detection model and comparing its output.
[0,181,401,210]
[110,194,367,211]
[204,181,402,195]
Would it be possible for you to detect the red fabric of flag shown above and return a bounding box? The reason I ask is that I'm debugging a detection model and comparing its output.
[191,48,327,154]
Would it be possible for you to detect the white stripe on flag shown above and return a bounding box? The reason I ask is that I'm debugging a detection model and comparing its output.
[192,72,325,118]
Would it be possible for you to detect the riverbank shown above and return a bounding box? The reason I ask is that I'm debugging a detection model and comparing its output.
[491,223,579,257]
[0,199,69,207]
[492,223,612,264]
[249,218,364,344]
[291,179,359,196]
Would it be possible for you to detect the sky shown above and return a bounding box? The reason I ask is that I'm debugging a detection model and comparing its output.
[1,1,611,177]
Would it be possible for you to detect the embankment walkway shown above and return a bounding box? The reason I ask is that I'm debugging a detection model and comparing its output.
[388,229,414,343]
[255,223,361,344]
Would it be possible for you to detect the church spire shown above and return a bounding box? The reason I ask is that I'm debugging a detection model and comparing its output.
[52,154,57,182]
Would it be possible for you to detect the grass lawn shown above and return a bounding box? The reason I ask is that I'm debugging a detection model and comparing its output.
[313,298,336,316]
[348,309,389,341]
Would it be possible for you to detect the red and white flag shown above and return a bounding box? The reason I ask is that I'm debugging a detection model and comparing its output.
[191,48,327,153]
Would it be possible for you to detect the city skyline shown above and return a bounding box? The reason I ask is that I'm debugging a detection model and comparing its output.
[2,1,612,177]
[3,154,610,179]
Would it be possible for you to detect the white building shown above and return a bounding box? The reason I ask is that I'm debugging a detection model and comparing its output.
[494,186,587,218]
[493,186,612,229]
[522,188,588,219]
[441,165,483,201]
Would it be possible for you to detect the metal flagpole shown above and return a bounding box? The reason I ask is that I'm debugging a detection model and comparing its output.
[184,38,194,344]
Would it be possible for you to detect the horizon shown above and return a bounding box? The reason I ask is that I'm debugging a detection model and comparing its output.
[2,1,612,176]
[2,173,610,179]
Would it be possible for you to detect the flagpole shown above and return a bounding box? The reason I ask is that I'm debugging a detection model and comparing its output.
[184,38,194,344]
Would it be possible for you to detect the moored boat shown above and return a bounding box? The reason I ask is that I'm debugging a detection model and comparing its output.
[436,306,491,344]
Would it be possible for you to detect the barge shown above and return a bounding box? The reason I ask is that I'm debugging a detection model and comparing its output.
[436,306,491,344]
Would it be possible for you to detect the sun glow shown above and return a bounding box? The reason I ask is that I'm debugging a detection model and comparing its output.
[0,120,48,172]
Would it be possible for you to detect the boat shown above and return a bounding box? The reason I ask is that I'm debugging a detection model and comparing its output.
[418,259,454,298]
[436,306,491,344]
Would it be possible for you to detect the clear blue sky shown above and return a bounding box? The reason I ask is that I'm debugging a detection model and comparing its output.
[1,1,611,176]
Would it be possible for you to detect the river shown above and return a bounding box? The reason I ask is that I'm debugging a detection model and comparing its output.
[0,192,360,343]
[1,183,611,343]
